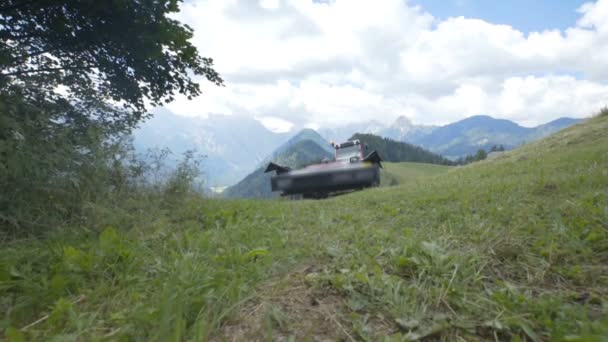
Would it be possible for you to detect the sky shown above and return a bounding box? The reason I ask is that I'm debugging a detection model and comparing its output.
[165,0,608,131]
[411,0,588,33]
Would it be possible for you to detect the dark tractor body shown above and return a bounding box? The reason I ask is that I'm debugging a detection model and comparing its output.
[264,140,382,199]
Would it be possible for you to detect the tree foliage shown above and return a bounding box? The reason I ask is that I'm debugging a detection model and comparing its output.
[456,148,492,165]
[490,145,505,152]
[1,0,223,114]
[474,148,487,161]
[0,0,222,234]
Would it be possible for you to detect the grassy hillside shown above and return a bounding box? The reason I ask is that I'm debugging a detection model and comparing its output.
[2,116,607,340]
[381,162,452,187]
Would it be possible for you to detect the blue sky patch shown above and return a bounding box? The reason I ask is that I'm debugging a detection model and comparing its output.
[411,0,588,33]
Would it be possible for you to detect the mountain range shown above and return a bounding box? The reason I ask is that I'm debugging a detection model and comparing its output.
[133,109,291,187]
[132,110,583,187]
[405,115,582,159]
[317,115,581,159]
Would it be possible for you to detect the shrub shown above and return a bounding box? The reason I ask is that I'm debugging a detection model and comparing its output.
[0,130,205,237]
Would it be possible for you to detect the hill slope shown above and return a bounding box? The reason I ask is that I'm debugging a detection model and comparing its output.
[3,116,607,340]
[258,128,334,167]
[409,115,582,158]
[351,133,453,165]
[380,162,452,187]
[224,137,334,198]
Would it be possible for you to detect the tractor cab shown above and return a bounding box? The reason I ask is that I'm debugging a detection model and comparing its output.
[333,140,364,162]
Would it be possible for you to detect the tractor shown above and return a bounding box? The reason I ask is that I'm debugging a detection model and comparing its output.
[264,139,382,199]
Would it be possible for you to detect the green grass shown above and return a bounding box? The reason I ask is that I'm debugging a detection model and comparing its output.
[2,116,608,341]
[381,162,452,187]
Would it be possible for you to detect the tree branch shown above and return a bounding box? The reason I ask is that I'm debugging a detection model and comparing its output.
[1,65,95,77]
[0,0,41,13]
[10,46,62,66]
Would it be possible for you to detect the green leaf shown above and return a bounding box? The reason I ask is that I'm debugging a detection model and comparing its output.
[0,263,10,282]
[246,248,269,260]
[48,298,74,330]
[517,321,539,342]
[395,318,420,331]
[483,319,505,331]
[99,227,121,253]
[5,327,25,342]
[403,321,450,341]
[326,246,340,258]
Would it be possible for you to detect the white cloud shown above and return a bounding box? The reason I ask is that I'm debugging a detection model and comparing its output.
[168,0,608,128]
[578,0,608,32]
[259,0,280,11]
[256,116,294,132]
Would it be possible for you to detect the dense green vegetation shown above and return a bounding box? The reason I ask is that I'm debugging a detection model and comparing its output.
[0,0,221,235]
[351,133,454,165]
[2,114,606,340]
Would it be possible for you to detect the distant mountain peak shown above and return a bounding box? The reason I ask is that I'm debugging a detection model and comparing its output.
[468,114,493,119]
[392,115,413,128]
[224,135,334,199]
[286,128,329,145]
[297,127,319,135]
[259,128,334,168]
[460,115,504,123]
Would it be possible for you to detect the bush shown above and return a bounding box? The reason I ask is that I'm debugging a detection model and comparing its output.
[162,151,206,208]
[0,127,205,237]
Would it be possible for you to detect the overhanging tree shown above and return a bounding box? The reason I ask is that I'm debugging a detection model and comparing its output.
[1,0,223,118]
[0,0,223,232]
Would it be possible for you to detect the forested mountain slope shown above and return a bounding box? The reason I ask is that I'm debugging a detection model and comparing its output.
[351,133,453,165]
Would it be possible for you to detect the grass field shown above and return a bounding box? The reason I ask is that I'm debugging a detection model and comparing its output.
[381,162,452,187]
[1,115,607,341]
